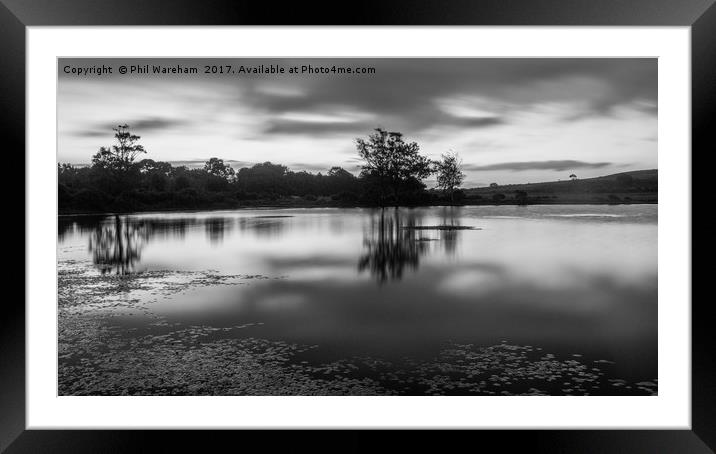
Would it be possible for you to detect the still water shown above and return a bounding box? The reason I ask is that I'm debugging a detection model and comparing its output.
[58,205,657,394]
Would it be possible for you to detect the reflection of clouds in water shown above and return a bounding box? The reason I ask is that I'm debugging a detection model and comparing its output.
[284,265,364,282]
[437,265,656,315]
[194,264,655,358]
[261,293,306,310]
[453,217,656,288]
[262,256,369,283]
[437,264,506,296]
[545,213,625,218]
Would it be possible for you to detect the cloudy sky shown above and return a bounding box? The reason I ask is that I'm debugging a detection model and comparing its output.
[58,58,656,187]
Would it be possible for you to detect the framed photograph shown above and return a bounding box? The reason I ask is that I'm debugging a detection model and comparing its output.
[6,0,710,451]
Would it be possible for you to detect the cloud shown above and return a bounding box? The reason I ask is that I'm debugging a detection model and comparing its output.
[74,117,188,138]
[287,163,335,173]
[61,57,655,135]
[449,117,505,128]
[240,58,654,138]
[264,119,371,135]
[58,58,657,178]
[127,118,188,131]
[170,160,336,173]
[72,130,111,138]
[168,159,252,169]
[465,160,613,172]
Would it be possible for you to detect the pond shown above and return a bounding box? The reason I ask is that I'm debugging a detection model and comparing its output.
[57,205,657,396]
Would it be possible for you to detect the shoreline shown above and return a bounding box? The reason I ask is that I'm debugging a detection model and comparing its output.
[58,199,658,216]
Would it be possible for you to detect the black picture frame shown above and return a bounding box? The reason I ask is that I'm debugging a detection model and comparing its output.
[3,0,709,452]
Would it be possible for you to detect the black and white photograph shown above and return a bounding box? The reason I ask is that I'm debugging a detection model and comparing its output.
[57,57,658,397]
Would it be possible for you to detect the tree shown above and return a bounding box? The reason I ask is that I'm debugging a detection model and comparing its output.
[435,151,465,203]
[569,174,578,181]
[203,157,236,181]
[355,128,432,206]
[236,162,288,195]
[327,166,353,179]
[325,166,359,196]
[91,124,146,171]
[489,182,499,188]
[136,159,172,176]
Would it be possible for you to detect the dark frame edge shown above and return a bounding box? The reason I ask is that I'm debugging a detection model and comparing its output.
[5,0,712,452]
[691,1,716,451]
[0,1,26,453]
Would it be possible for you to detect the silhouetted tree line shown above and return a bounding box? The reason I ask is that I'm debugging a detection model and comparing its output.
[59,125,467,214]
[58,158,377,213]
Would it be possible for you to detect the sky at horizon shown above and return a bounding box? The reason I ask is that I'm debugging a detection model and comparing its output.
[58,58,657,187]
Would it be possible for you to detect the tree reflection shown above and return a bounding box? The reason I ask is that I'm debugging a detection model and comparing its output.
[237,217,287,238]
[205,218,227,245]
[58,215,106,243]
[88,215,147,275]
[438,206,463,257]
[75,215,217,274]
[358,209,430,283]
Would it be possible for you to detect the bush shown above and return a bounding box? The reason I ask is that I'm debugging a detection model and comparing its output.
[58,184,72,207]
[70,188,110,212]
[333,191,358,203]
[173,175,191,191]
[174,187,200,205]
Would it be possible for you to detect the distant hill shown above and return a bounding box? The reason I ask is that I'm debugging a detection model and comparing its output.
[457,169,657,204]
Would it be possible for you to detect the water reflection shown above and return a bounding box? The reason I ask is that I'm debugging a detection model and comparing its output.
[237,217,287,238]
[58,215,106,242]
[62,213,295,274]
[358,209,428,283]
[205,218,228,245]
[357,208,469,283]
[60,208,472,280]
[88,215,147,275]
[438,206,463,257]
[63,215,196,274]
[58,206,658,386]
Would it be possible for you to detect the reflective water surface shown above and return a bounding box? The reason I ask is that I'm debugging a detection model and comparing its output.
[58,205,657,394]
